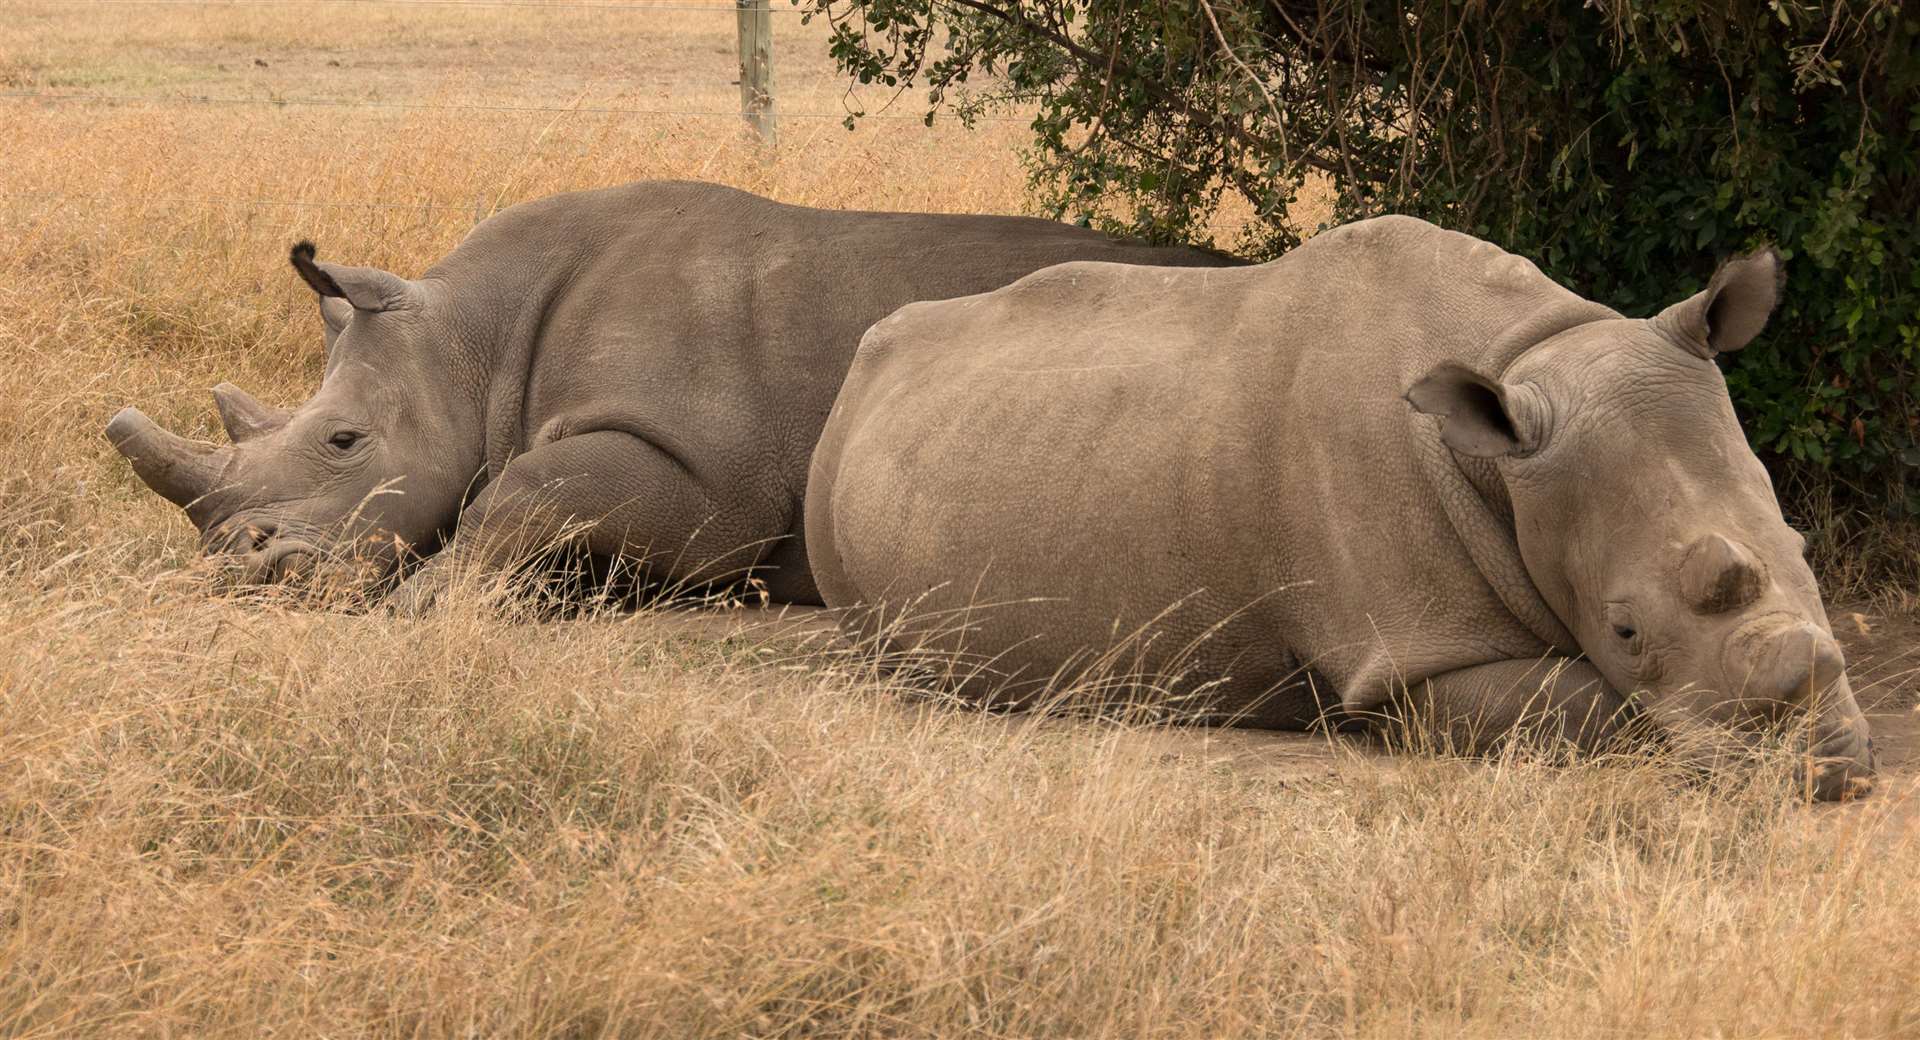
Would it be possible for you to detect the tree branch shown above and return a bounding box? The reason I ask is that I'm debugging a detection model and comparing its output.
[932,0,1351,178]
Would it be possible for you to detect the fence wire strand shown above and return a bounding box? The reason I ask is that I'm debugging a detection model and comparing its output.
[0,188,1261,236]
[0,90,1031,123]
[33,0,805,10]
[3,191,480,213]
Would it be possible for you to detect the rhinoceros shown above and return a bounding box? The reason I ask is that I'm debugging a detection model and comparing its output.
[805,214,1875,798]
[105,180,1236,607]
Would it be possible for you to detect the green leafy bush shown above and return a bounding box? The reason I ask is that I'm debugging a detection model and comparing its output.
[804,0,1920,514]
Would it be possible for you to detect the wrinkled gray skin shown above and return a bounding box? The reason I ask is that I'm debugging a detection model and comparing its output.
[808,215,1875,799]
[105,180,1237,607]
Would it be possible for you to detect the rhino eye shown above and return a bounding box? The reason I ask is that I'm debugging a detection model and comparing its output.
[1604,603,1643,655]
[328,430,363,452]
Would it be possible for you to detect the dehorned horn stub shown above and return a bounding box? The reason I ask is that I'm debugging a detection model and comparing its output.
[1751,621,1847,707]
[106,406,230,509]
[212,383,290,443]
[1679,533,1765,614]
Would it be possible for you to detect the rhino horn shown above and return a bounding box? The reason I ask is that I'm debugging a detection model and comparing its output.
[211,383,290,443]
[1727,614,1847,711]
[106,406,230,508]
[1757,622,1847,707]
[1679,533,1765,614]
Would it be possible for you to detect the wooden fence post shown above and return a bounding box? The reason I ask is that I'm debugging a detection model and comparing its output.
[736,0,775,146]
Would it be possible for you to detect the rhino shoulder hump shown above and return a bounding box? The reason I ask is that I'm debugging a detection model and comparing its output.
[1002,258,1116,293]
[1325,216,1568,299]
[852,295,969,368]
[1318,213,1449,247]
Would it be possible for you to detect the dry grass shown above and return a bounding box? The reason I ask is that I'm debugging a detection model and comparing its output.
[3,4,1919,1037]
[6,573,1920,1039]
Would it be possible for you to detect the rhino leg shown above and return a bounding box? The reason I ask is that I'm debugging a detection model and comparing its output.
[388,431,776,614]
[1387,657,1632,756]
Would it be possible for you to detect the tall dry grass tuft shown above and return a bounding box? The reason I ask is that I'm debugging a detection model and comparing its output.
[1785,470,1920,611]
[5,551,1920,1037]
[2,3,1916,1036]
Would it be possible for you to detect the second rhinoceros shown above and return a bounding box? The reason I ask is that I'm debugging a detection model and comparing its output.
[806,215,1875,798]
[105,180,1235,607]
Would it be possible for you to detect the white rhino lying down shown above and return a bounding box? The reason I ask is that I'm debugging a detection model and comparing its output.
[105,181,1233,607]
[807,215,1876,798]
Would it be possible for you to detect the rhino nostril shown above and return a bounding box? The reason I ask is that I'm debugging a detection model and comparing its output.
[247,522,277,550]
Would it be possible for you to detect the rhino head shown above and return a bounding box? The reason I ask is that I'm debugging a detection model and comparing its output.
[1410,248,1874,797]
[107,243,482,593]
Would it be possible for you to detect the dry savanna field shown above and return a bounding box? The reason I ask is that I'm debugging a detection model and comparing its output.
[3,3,1920,1037]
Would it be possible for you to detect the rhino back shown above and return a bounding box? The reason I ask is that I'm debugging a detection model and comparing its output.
[811,215,1617,713]
[426,181,1234,595]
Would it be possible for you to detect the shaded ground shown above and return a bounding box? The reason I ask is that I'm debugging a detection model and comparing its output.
[646,601,1920,808]
[1837,607,1920,771]
[1839,608,1920,825]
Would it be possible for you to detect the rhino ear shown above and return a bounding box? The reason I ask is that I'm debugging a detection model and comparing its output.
[1407,363,1546,459]
[290,240,425,314]
[1653,247,1784,358]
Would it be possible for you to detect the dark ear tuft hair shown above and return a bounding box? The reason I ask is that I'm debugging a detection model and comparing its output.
[289,240,347,299]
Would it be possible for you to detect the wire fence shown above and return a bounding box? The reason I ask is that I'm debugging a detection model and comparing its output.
[0,89,1032,122]
[0,187,1265,239]
[2,191,483,214]
[33,0,810,10]
[2,0,1272,239]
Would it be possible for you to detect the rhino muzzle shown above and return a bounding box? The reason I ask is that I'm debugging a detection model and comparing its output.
[1714,616,1873,799]
[244,542,319,586]
[210,539,358,596]
[1805,707,1876,801]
